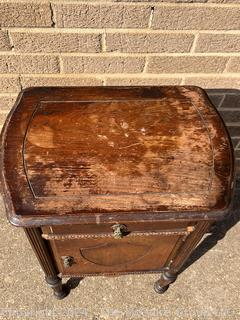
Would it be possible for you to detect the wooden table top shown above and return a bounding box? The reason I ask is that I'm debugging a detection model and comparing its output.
[0,86,234,226]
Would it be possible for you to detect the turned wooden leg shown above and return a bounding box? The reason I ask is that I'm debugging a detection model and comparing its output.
[154,271,177,294]
[45,275,69,300]
[24,227,68,299]
[154,221,211,295]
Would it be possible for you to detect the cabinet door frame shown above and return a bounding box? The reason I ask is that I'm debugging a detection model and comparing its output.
[43,227,196,277]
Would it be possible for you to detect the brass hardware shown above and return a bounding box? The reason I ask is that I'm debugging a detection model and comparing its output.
[61,256,74,268]
[111,224,128,239]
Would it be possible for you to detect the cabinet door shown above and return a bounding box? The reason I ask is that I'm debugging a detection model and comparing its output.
[49,232,186,276]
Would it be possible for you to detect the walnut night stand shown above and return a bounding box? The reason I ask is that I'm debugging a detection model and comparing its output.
[0,86,234,299]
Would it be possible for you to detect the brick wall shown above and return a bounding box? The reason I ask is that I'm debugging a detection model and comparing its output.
[0,0,239,173]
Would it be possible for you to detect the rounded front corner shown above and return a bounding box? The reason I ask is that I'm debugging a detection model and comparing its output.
[21,86,40,95]
[182,85,205,93]
[8,212,26,227]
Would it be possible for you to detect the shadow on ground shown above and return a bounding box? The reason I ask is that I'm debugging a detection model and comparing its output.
[181,177,240,274]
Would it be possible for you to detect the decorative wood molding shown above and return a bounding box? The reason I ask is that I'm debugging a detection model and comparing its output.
[60,269,166,278]
[42,228,194,241]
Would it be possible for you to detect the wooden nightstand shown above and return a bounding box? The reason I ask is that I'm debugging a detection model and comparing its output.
[0,86,234,299]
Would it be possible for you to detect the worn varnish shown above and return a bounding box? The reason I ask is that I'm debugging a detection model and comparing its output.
[26,99,211,196]
[0,86,234,226]
[0,86,234,298]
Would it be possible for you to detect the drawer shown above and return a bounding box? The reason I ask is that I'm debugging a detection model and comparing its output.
[46,230,190,276]
[42,221,193,236]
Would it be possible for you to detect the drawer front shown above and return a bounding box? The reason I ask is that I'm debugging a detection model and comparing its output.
[49,232,186,276]
[42,221,192,235]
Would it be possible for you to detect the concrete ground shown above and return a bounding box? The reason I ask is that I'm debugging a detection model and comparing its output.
[0,181,239,320]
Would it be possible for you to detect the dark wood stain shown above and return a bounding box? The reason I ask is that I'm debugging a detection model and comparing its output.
[0,86,234,227]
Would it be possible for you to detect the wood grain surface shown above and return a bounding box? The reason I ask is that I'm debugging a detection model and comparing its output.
[0,86,234,226]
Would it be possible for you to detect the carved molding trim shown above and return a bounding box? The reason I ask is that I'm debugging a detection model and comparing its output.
[42,228,195,241]
[60,269,166,278]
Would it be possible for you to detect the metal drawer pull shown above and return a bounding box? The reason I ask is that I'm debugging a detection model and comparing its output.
[111,224,128,239]
[61,256,74,268]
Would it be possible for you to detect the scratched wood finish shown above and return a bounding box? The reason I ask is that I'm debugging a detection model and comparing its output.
[0,86,234,297]
[25,100,212,197]
[0,86,234,227]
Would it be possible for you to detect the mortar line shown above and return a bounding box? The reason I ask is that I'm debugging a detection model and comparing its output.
[190,33,199,54]
[1,52,240,57]
[218,107,240,111]
[0,73,240,77]
[180,77,185,85]
[59,55,64,73]
[143,56,149,73]
[18,75,23,91]
[49,2,56,28]
[0,93,18,97]
[0,0,239,7]
[223,58,232,73]
[235,141,240,150]
[102,78,107,86]
[217,94,226,108]
[36,1,240,8]
[7,30,15,51]
[148,6,155,29]
[226,122,240,126]
[101,30,107,53]
[2,27,240,34]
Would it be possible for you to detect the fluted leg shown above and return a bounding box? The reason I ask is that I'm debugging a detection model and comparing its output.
[24,227,68,299]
